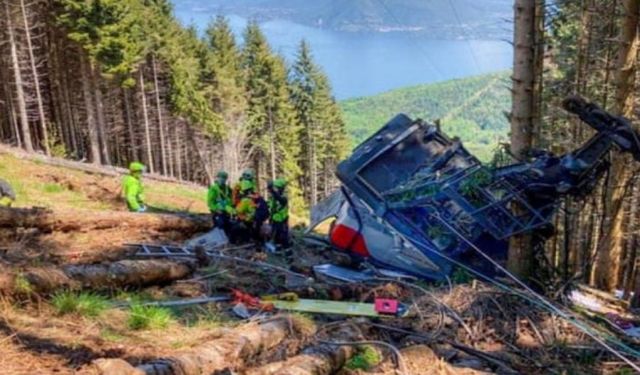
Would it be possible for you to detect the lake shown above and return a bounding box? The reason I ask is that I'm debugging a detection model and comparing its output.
[175,12,513,100]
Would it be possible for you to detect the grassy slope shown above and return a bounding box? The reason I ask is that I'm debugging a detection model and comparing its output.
[0,152,208,213]
[340,71,511,161]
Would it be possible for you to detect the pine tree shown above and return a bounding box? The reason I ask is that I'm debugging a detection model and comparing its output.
[290,40,347,206]
[242,21,278,185]
[204,16,248,180]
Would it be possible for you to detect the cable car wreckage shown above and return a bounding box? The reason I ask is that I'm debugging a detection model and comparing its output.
[310,96,640,281]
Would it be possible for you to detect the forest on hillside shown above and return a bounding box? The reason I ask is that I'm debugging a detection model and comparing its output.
[0,0,348,211]
[508,0,640,300]
[341,72,511,161]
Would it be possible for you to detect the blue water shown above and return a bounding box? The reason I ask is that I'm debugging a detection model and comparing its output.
[175,12,513,100]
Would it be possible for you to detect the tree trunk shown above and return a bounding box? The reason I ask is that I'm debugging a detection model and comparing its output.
[246,334,356,375]
[92,65,110,164]
[19,0,49,155]
[5,0,33,152]
[139,69,154,172]
[81,55,101,163]
[594,0,639,291]
[94,318,293,375]
[122,87,137,162]
[0,65,21,148]
[268,108,276,181]
[151,55,167,175]
[0,207,210,233]
[0,259,194,295]
[507,0,542,280]
[309,122,318,206]
[623,180,639,299]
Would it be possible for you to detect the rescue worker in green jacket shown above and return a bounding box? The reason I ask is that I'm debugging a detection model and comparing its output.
[232,169,256,206]
[122,162,146,212]
[207,170,233,235]
[268,178,291,250]
[0,178,16,207]
[235,180,269,247]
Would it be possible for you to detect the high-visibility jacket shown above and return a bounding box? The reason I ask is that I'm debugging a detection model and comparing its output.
[122,174,144,211]
[207,182,233,214]
[268,191,289,223]
[232,179,256,206]
[236,193,268,223]
[236,195,257,222]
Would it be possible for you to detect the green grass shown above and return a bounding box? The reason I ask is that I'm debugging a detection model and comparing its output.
[41,183,66,193]
[345,345,382,370]
[51,291,110,317]
[0,153,208,212]
[127,305,174,330]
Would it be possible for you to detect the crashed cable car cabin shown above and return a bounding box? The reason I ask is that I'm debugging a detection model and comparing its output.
[314,97,640,281]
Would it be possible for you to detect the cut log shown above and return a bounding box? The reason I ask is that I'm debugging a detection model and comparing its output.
[0,207,209,233]
[94,317,293,375]
[0,259,195,295]
[246,343,354,375]
[246,326,359,375]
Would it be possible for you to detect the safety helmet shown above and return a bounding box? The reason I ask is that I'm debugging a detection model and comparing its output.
[240,179,254,193]
[216,171,229,180]
[129,162,145,173]
[241,169,255,181]
[272,178,287,189]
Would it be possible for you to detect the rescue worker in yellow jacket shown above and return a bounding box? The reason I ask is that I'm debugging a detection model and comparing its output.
[122,162,146,212]
[0,178,16,207]
[235,180,269,247]
[232,169,256,206]
[268,178,290,250]
[207,170,234,235]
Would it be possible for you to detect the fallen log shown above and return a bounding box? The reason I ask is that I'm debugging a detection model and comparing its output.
[0,207,210,233]
[1,259,195,295]
[245,326,360,375]
[245,343,355,375]
[94,317,293,375]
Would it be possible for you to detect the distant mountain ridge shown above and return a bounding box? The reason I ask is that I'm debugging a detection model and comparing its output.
[174,0,512,39]
[340,72,511,161]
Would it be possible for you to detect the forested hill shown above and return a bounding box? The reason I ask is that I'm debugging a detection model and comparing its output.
[0,1,348,210]
[340,72,511,161]
[177,0,512,39]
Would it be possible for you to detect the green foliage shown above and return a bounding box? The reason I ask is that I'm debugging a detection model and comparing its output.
[53,2,347,208]
[56,0,222,136]
[341,72,511,162]
[459,169,493,201]
[345,345,382,370]
[241,22,307,206]
[290,40,348,205]
[52,291,109,317]
[127,304,174,330]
